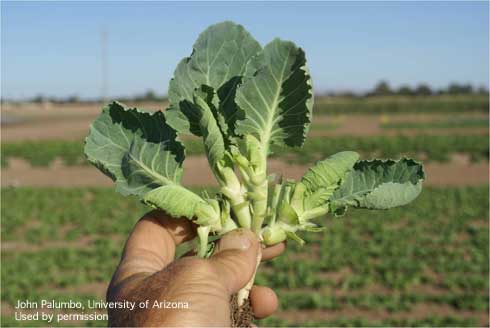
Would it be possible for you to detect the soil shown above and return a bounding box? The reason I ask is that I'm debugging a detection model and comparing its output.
[1,237,93,253]
[314,112,487,122]
[2,118,485,142]
[2,157,488,188]
[230,294,253,327]
[1,102,164,142]
[1,119,96,141]
[2,103,487,141]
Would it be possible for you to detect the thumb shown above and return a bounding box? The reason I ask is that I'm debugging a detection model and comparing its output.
[208,229,260,294]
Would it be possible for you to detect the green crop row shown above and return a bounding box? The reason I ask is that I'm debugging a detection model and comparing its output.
[2,134,488,168]
[1,186,488,326]
[314,95,488,114]
[260,316,478,327]
[1,314,476,328]
[1,140,86,167]
[275,292,488,311]
[270,134,489,164]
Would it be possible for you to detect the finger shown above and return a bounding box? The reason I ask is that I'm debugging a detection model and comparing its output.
[112,210,196,287]
[261,242,286,261]
[250,286,279,318]
[184,237,285,260]
[210,229,260,293]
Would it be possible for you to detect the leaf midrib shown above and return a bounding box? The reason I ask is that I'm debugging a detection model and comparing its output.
[128,152,176,187]
[260,46,291,154]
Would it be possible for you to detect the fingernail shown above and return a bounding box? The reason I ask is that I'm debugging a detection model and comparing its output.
[219,229,254,251]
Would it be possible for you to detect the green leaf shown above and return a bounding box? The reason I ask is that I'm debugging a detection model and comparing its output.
[278,202,299,225]
[143,185,205,219]
[304,185,337,210]
[235,38,313,152]
[290,182,306,214]
[301,222,325,233]
[84,102,184,197]
[285,231,305,246]
[330,158,425,211]
[193,86,226,169]
[301,151,359,193]
[166,21,261,137]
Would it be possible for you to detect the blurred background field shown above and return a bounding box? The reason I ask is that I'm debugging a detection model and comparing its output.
[1,1,489,327]
[1,92,489,327]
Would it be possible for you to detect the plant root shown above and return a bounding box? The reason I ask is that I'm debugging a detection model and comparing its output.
[230,293,253,327]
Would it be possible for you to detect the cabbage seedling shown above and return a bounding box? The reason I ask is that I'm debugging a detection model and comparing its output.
[84,21,424,326]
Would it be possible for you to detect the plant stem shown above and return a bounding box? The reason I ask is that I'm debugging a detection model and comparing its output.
[197,226,211,258]
[267,183,283,226]
[221,187,252,228]
[218,165,252,228]
[232,200,252,229]
[251,178,268,234]
[250,146,268,234]
[237,247,262,307]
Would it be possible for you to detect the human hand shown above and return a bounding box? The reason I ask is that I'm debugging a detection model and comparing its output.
[106,210,285,327]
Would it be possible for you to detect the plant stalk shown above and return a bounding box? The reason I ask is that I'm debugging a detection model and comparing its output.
[197,226,211,258]
[218,165,252,228]
[251,178,268,233]
[237,247,262,307]
[250,153,268,234]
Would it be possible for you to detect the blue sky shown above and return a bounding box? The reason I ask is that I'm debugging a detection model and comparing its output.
[2,1,488,99]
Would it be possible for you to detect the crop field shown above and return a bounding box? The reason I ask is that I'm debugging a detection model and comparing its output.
[1,96,489,327]
[1,186,488,326]
[314,95,488,114]
[2,134,489,168]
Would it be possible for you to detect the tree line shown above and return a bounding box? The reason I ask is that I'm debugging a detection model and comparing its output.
[3,81,488,105]
[327,81,489,98]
